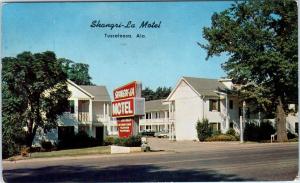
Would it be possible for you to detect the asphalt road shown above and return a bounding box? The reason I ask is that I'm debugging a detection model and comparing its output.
[3,142,298,182]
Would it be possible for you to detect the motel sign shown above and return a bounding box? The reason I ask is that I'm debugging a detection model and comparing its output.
[112,81,145,137]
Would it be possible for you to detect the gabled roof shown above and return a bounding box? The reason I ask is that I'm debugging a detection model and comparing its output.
[79,85,111,101]
[182,77,227,97]
[145,99,168,112]
[67,79,94,99]
[166,76,229,101]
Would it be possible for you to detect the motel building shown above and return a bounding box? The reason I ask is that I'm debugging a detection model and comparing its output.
[139,99,173,133]
[33,79,116,146]
[139,76,298,141]
[34,77,298,145]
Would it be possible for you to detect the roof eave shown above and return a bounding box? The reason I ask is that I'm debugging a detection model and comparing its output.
[67,79,95,99]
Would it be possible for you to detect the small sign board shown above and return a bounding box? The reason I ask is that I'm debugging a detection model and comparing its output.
[117,118,133,138]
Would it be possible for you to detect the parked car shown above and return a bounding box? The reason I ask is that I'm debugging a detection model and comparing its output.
[141,131,155,137]
[154,131,169,138]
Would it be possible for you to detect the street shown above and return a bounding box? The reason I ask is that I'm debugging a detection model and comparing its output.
[3,140,298,182]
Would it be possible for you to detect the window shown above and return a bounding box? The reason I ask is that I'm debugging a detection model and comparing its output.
[296,122,298,134]
[209,99,220,111]
[229,100,233,109]
[230,122,233,128]
[68,100,75,113]
[210,122,221,132]
[146,113,150,119]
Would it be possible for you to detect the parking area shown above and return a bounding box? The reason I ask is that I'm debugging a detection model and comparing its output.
[147,137,298,153]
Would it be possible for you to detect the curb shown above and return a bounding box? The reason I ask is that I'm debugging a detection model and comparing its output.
[3,150,171,164]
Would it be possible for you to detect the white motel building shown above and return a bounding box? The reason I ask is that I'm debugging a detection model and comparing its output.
[34,77,298,145]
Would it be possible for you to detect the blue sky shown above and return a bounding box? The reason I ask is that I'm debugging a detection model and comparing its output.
[2,1,232,95]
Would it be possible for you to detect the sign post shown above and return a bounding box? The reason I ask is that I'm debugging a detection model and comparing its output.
[112,81,145,138]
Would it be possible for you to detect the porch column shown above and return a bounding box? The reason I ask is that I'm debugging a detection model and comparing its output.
[164,111,167,119]
[103,103,106,119]
[74,99,79,120]
[89,124,93,137]
[168,103,171,118]
[171,102,174,119]
[168,103,172,140]
[225,95,229,132]
[106,103,110,117]
[89,99,93,122]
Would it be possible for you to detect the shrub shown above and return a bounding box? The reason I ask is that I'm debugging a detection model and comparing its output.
[112,135,142,147]
[114,137,127,146]
[104,136,115,146]
[20,147,30,157]
[57,130,102,150]
[287,130,298,139]
[196,118,212,141]
[212,130,221,136]
[2,140,21,159]
[243,121,276,142]
[41,141,53,151]
[2,120,26,159]
[125,135,142,147]
[258,121,276,140]
[244,122,260,141]
[288,138,298,142]
[205,134,238,141]
[226,128,236,136]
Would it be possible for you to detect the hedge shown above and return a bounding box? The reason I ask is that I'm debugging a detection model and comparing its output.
[205,134,238,141]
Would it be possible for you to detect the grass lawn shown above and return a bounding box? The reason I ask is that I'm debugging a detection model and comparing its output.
[30,146,110,159]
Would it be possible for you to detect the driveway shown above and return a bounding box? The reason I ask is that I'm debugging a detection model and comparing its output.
[147,137,296,152]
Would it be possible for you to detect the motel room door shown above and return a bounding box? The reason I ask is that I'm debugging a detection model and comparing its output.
[95,126,104,144]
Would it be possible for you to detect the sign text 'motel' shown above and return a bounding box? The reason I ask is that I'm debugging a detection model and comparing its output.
[112,98,134,118]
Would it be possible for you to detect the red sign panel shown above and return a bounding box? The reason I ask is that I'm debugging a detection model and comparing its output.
[117,119,133,138]
[113,81,138,100]
[112,98,134,118]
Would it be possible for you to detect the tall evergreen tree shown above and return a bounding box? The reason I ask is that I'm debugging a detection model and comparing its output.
[142,86,172,101]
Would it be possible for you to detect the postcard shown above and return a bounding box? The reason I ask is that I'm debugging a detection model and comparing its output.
[2,0,298,182]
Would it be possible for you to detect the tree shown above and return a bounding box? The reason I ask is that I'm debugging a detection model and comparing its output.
[142,86,172,101]
[2,84,27,158]
[58,58,93,85]
[2,51,71,147]
[142,87,155,101]
[200,0,297,142]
